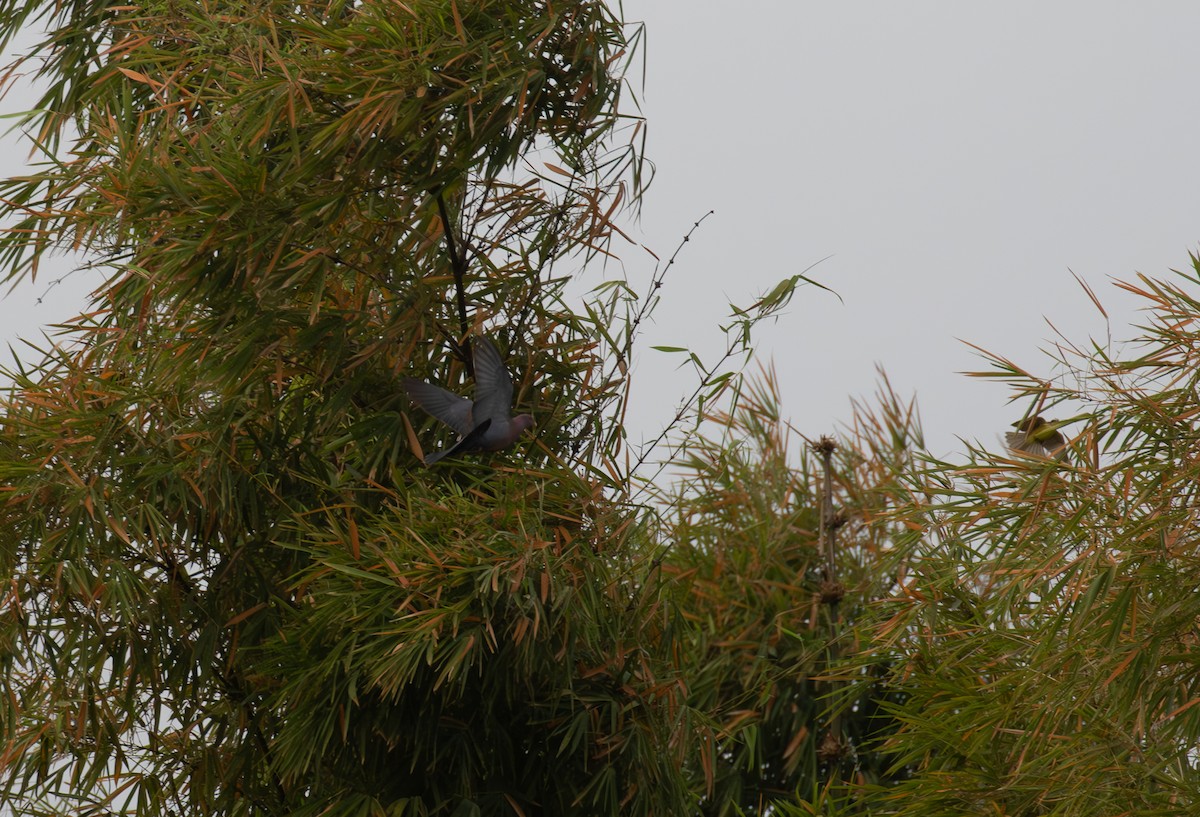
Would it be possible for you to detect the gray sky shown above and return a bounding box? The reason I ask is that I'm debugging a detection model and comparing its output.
[621,2,1200,456]
[3,4,1199,458]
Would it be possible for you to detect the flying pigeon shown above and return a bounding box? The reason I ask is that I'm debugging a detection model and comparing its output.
[402,336,534,465]
[1005,416,1067,459]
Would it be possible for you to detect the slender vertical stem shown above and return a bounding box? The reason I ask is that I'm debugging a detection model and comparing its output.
[820,442,838,618]
[436,191,474,376]
[814,436,845,773]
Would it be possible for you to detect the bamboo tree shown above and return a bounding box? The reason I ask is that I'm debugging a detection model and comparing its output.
[0,2,699,815]
[19,1,1184,815]
[657,371,920,816]
[863,263,1200,815]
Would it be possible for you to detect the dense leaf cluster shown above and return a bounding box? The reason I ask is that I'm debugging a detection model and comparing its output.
[0,2,692,815]
[5,1,1200,816]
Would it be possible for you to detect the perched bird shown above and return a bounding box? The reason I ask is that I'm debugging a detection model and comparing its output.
[1005,416,1067,459]
[402,336,534,465]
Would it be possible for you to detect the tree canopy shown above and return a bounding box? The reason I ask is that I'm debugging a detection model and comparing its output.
[1,2,1199,816]
[0,1,691,814]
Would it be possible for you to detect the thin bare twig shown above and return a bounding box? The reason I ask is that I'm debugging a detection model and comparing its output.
[621,210,714,366]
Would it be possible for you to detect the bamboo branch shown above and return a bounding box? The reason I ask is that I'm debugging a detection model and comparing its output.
[436,191,474,376]
[814,435,848,775]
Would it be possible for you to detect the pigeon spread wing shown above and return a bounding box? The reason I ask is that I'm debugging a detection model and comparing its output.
[423,418,493,465]
[402,378,475,436]
[470,337,515,425]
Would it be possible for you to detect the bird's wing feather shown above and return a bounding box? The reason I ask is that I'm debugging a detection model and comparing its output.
[471,337,514,424]
[402,378,475,436]
[423,418,493,465]
[1005,431,1062,459]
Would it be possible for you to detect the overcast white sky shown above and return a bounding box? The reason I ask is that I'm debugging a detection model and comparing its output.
[2,4,1199,458]
[620,2,1200,456]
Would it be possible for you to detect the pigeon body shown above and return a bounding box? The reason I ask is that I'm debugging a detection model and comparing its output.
[1006,416,1067,459]
[403,337,534,465]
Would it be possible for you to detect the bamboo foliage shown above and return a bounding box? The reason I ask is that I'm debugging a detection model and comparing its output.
[862,262,1200,815]
[0,2,696,815]
[7,0,1199,815]
[656,370,922,815]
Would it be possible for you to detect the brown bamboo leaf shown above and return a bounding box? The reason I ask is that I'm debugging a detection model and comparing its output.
[401,411,424,463]
[225,603,267,629]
